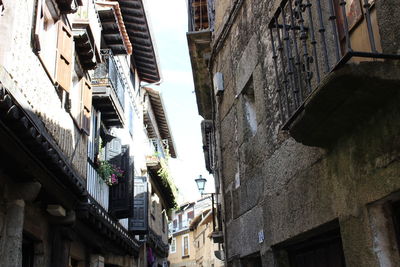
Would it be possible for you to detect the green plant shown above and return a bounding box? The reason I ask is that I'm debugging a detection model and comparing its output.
[96,160,124,186]
[157,150,178,210]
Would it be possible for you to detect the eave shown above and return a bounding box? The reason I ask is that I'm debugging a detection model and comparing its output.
[144,87,177,158]
[0,71,87,205]
[117,0,160,83]
[186,30,213,120]
[149,169,177,210]
[96,1,132,55]
[76,199,140,256]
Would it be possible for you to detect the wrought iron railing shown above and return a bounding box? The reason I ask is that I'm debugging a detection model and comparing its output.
[148,138,169,159]
[188,0,215,32]
[92,49,125,109]
[268,0,400,125]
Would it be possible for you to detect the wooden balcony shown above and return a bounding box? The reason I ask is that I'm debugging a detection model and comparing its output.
[72,0,102,69]
[92,50,125,128]
[87,162,109,211]
[268,0,400,147]
[145,138,167,169]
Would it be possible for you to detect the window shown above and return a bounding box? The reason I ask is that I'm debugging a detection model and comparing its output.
[170,238,176,254]
[80,78,92,135]
[55,21,73,92]
[34,0,75,109]
[242,76,257,137]
[178,214,182,229]
[130,68,136,90]
[34,1,73,91]
[187,211,194,220]
[182,234,190,257]
[128,103,134,136]
[173,219,177,229]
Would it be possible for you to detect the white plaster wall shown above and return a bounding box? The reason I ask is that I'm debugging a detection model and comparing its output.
[0,0,87,177]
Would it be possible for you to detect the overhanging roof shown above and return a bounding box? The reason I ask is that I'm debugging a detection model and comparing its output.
[144,87,177,158]
[96,1,132,55]
[117,0,160,83]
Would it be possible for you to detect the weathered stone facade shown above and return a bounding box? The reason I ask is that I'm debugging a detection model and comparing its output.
[0,0,173,266]
[188,0,400,266]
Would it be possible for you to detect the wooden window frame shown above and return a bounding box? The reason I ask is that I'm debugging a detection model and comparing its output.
[80,78,92,135]
[170,237,176,254]
[55,20,73,93]
[182,234,190,257]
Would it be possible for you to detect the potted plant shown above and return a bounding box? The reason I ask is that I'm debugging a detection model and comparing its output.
[96,160,124,186]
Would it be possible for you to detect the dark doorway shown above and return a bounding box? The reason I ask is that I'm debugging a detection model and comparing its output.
[241,252,262,267]
[287,229,346,267]
[22,235,35,267]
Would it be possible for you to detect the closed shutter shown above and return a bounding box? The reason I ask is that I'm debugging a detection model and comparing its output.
[109,145,134,219]
[129,176,148,234]
[105,136,121,165]
[81,78,92,135]
[56,21,73,92]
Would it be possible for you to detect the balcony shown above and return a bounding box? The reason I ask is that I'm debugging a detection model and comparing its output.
[269,0,400,147]
[148,227,169,258]
[92,49,125,128]
[72,0,102,69]
[87,162,109,211]
[145,138,167,168]
[187,0,214,120]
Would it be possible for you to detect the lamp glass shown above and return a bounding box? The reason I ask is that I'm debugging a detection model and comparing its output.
[195,175,207,194]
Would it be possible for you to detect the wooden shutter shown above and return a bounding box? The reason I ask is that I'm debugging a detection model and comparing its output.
[56,21,73,92]
[183,236,189,256]
[129,176,148,234]
[105,137,122,164]
[33,0,44,52]
[81,78,92,135]
[109,146,134,219]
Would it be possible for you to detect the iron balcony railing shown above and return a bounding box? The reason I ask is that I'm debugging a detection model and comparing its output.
[268,0,400,125]
[188,0,215,32]
[148,138,169,159]
[92,49,125,109]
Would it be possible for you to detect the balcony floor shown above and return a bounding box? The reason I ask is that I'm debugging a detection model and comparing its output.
[92,86,125,128]
[286,62,400,147]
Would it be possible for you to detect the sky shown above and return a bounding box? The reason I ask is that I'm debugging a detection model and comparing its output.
[145,0,214,204]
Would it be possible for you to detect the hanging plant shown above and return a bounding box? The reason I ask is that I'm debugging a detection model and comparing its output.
[96,160,124,186]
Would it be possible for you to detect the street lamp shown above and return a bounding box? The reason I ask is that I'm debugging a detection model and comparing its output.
[194,175,216,232]
[195,175,207,195]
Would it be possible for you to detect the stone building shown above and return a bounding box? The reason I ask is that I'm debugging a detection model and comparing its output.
[0,0,176,266]
[187,0,400,266]
[168,197,216,267]
[190,207,224,267]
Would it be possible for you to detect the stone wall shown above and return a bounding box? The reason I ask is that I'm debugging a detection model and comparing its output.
[210,0,400,266]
